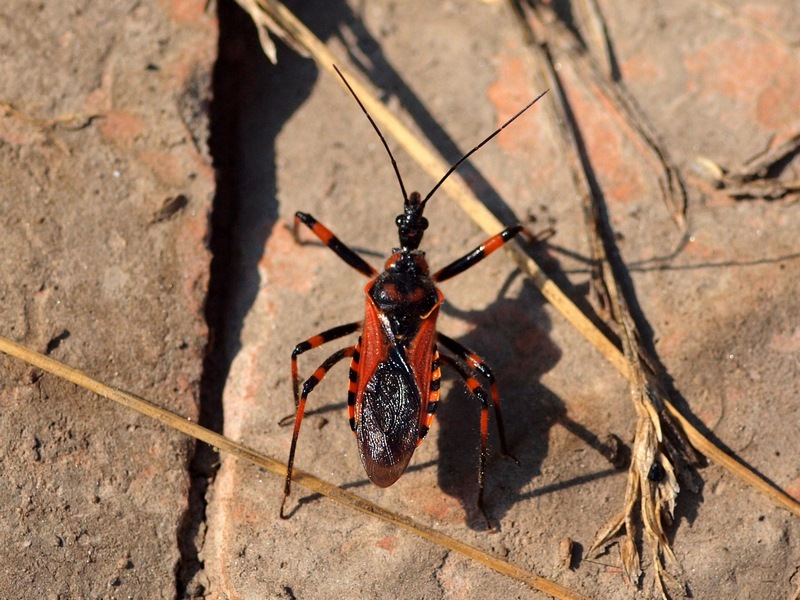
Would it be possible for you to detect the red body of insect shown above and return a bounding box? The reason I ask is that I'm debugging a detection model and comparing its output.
[355,246,443,486]
[280,67,545,521]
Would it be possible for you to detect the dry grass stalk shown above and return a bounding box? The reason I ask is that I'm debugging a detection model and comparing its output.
[582,211,690,598]
[504,2,692,597]
[0,101,99,155]
[506,0,688,228]
[695,131,800,201]
[702,0,799,49]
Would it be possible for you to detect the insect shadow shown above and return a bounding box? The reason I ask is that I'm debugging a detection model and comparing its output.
[434,272,563,528]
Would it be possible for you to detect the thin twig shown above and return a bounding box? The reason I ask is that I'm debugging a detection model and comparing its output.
[695,131,800,201]
[508,8,690,593]
[0,101,100,155]
[0,101,99,130]
[0,334,587,600]
[664,403,800,517]
[503,1,800,595]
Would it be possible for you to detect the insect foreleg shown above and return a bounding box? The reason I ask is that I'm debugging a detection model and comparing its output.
[293,212,379,278]
[432,225,523,283]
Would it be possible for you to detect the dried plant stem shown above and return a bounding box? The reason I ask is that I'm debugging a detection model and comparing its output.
[664,403,800,517]
[701,0,798,49]
[0,334,586,600]
[695,131,800,201]
[0,101,98,130]
[515,15,687,593]
[507,0,687,227]
[585,218,685,597]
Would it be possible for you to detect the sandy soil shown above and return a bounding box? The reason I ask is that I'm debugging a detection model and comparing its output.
[1,0,798,598]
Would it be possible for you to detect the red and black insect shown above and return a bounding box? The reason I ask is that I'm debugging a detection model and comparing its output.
[281,66,545,521]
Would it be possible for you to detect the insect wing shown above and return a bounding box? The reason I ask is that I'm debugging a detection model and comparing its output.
[357,345,421,487]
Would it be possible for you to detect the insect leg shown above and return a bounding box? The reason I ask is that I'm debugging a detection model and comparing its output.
[281,346,356,519]
[436,333,518,463]
[438,354,493,524]
[416,348,442,445]
[294,212,379,278]
[346,337,361,433]
[432,225,523,283]
[291,322,362,410]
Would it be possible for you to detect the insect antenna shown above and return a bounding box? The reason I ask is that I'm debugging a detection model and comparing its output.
[421,89,549,207]
[333,65,409,204]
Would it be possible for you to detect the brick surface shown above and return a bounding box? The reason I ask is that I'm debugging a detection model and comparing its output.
[0,1,214,597]
[3,1,799,598]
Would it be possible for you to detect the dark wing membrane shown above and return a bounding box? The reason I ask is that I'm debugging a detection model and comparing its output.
[356,346,421,487]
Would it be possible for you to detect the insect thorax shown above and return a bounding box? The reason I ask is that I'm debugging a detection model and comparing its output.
[369,251,439,343]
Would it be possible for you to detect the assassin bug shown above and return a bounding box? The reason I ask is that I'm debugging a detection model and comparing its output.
[281,65,546,521]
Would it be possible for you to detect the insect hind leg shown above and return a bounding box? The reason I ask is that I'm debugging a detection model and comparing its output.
[438,353,497,527]
[281,345,355,519]
[436,333,518,463]
[432,225,523,283]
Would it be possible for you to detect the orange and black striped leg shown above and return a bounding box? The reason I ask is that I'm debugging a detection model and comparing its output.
[281,346,356,519]
[439,354,493,526]
[416,349,442,445]
[294,212,379,278]
[291,322,362,408]
[345,337,362,433]
[432,225,523,283]
[437,333,518,464]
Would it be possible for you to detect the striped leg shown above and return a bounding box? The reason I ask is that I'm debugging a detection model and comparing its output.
[346,337,362,433]
[281,346,356,519]
[439,354,494,524]
[432,225,523,283]
[294,212,379,278]
[291,322,362,409]
[437,333,518,463]
[417,349,442,444]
